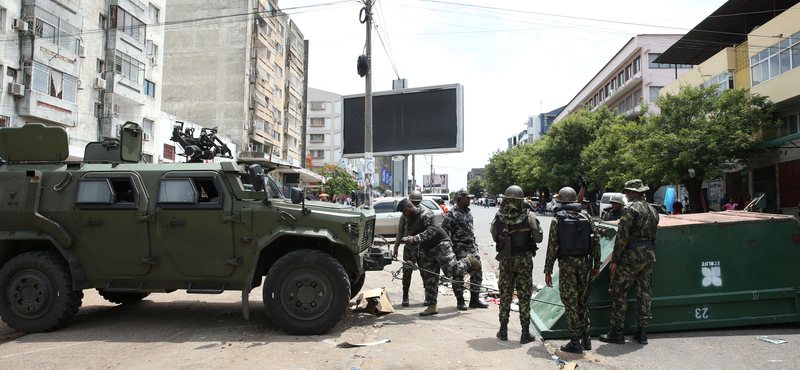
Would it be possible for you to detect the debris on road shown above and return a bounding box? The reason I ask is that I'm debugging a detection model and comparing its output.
[336,339,391,348]
[352,287,394,314]
[757,336,787,344]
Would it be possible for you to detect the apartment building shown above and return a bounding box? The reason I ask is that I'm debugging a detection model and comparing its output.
[161,0,306,167]
[306,87,344,169]
[0,0,165,161]
[658,0,800,214]
[554,34,693,123]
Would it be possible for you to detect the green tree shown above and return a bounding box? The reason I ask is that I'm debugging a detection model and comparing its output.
[317,165,358,198]
[535,110,601,190]
[582,110,650,191]
[642,85,776,213]
[467,178,485,197]
[484,148,519,195]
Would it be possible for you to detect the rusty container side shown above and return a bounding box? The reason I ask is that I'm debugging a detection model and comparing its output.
[530,212,800,339]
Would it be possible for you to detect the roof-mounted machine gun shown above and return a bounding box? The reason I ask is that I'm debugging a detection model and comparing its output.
[171,121,233,163]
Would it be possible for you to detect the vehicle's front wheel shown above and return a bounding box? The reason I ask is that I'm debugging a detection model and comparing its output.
[263,249,350,335]
[349,273,365,299]
[0,251,83,333]
[96,290,151,304]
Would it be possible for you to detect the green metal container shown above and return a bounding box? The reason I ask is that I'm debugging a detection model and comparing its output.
[531,212,800,339]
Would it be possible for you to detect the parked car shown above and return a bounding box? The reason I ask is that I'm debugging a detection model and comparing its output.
[373,197,444,237]
[487,198,496,207]
[545,198,560,214]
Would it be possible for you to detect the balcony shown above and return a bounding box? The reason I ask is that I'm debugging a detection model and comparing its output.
[18,89,78,127]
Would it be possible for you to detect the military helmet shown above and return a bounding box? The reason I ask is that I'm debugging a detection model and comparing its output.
[409,190,423,202]
[557,187,577,203]
[455,189,469,199]
[503,185,524,200]
[610,193,625,205]
[622,179,649,193]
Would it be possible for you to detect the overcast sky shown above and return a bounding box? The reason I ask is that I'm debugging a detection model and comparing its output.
[282,0,725,192]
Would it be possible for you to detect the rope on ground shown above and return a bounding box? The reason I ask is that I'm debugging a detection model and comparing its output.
[385,258,501,293]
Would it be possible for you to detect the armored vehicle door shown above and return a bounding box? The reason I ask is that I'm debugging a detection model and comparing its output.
[154,172,235,277]
[72,173,152,276]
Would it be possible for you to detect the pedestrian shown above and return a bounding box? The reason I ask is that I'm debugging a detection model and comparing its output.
[682,196,690,214]
[491,185,544,344]
[393,191,436,307]
[601,193,625,221]
[723,201,737,211]
[599,179,659,345]
[438,198,448,216]
[402,200,481,316]
[671,198,682,215]
[719,193,729,210]
[544,187,601,354]
[442,190,489,310]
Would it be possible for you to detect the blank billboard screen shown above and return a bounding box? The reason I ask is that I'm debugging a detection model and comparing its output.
[342,84,463,157]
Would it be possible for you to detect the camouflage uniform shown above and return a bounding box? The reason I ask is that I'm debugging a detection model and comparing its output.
[441,203,481,298]
[406,207,471,288]
[609,197,659,328]
[543,206,601,338]
[491,200,544,330]
[393,214,434,303]
[601,208,623,221]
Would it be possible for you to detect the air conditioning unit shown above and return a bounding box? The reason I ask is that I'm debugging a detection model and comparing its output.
[150,57,158,66]
[142,132,152,141]
[78,44,86,58]
[8,83,24,97]
[94,77,106,89]
[12,19,28,32]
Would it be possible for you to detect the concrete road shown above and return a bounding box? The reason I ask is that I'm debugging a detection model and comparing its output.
[0,205,798,369]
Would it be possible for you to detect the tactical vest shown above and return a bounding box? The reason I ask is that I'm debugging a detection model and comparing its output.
[494,212,534,253]
[556,204,592,257]
[408,209,448,250]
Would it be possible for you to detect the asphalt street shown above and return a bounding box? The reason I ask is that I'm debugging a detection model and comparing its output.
[0,204,798,369]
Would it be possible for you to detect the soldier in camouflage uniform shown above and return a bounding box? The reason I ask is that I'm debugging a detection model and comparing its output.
[402,201,481,316]
[442,189,489,311]
[393,192,438,307]
[599,179,659,345]
[491,185,544,344]
[544,187,601,354]
[601,193,625,222]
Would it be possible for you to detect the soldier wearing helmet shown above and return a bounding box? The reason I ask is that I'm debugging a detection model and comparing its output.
[490,185,544,344]
[600,179,659,346]
[393,191,437,307]
[441,189,488,311]
[601,193,626,221]
[544,186,601,354]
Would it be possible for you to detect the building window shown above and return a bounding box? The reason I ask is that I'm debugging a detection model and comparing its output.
[148,3,159,23]
[611,79,617,91]
[618,71,624,86]
[26,5,81,54]
[309,101,325,110]
[94,102,104,118]
[649,86,663,102]
[112,51,145,84]
[163,144,175,161]
[96,58,105,73]
[633,88,642,104]
[633,57,641,74]
[7,67,17,82]
[110,5,146,44]
[779,113,800,136]
[751,31,800,86]
[310,117,325,126]
[0,8,6,31]
[310,150,324,158]
[146,40,158,57]
[144,79,155,97]
[626,65,633,80]
[0,115,9,128]
[99,14,107,29]
[701,70,734,93]
[28,61,78,103]
[142,118,154,135]
[309,134,324,142]
[648,53,693,69]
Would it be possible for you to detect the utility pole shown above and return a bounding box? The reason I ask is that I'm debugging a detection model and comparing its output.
[430,156,434,192]
[362,0,374,207]
[412,155,415,193]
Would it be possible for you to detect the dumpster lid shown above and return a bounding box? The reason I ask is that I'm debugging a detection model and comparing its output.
[658,211,795,228]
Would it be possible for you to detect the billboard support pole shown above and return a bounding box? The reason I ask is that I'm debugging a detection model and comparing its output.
[363,0,374,208]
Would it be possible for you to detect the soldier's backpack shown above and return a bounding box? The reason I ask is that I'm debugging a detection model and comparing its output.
[556,207,592,257]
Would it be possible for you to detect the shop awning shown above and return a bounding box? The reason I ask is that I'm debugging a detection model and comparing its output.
[273,166,324,183]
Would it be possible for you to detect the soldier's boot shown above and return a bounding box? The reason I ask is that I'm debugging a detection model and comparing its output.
[419,304,438,316]
[496,323,508,341]
[581,332,592,350]
[467,254,481,271]
[560,337,583,354]
[599,327,625,344]
[520,326,535,344]
[456,295,468,311]
[633,327,648,344]
[401,289,410,307]
[469,291,489,309]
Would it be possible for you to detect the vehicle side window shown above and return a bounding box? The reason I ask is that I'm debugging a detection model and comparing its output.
[157,176,224,209]
[421,200,438,210]
[75,177,139,209]
[373,202,396,213]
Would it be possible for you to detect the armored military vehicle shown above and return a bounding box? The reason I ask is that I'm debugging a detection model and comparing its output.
[0,123,384,335]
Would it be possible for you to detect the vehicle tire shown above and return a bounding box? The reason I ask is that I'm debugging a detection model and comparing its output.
[0,251,84,333]
[263,249,350,335]
[96,290,151,304]
[349,273,365,299]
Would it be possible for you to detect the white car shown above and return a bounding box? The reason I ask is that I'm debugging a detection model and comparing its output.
[372,197,444,237]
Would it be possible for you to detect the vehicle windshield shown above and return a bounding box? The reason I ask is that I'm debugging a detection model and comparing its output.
[267,177,284,198]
